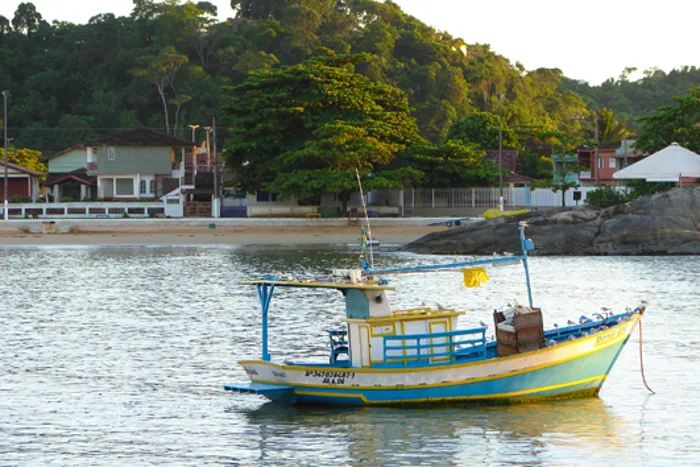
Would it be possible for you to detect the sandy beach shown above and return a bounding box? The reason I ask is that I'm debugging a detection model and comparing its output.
[0,223,445,246]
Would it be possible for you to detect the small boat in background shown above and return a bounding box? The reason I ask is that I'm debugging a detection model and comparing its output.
[225,221,648,406]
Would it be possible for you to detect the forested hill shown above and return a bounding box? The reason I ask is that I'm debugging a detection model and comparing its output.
[0,0,698,158]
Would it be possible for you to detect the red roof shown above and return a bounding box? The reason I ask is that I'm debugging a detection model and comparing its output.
[0,160,43,177]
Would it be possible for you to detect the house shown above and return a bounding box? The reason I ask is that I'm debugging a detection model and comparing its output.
[44,127,193,201]
[0,161,43,202]
[554,139,645,187]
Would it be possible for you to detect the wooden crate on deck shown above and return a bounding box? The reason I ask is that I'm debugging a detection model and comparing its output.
[493,308,545,357]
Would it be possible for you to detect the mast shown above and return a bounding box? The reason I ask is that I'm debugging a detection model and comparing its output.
[355,168,374,269]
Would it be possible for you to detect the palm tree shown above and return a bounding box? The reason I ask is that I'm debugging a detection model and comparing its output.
[597,108,632,143]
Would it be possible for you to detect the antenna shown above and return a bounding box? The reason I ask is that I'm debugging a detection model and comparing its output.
[355,168,374,269]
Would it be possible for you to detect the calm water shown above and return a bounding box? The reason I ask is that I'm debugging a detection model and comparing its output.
[0,245,698,466]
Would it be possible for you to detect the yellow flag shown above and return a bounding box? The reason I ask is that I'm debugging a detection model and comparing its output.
[462,267,489,288]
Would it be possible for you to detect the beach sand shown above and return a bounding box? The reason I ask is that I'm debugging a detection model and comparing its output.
[0,224,445,246]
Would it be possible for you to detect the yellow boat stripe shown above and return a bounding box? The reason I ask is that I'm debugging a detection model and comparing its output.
[239,315,638,374]
[249,336,615,391]
[294,375,606,404]
[240,322,634,389]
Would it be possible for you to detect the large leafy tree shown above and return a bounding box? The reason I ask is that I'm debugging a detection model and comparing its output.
[0,147,46,174]
[635,88,700,153]
[222,51,423,203]
[399,140,499,187]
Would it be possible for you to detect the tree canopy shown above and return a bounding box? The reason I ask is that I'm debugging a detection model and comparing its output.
[635,87,700,153]
[222,51,423,200]
[0,0,698,184]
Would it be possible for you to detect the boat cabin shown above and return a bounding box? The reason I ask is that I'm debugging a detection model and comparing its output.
[242,276,487,369]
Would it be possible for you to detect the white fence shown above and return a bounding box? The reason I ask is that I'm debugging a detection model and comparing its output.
[2,202,165,219]
[401,187,623,210]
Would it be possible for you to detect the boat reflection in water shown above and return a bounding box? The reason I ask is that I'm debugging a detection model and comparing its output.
[230,398,628,466]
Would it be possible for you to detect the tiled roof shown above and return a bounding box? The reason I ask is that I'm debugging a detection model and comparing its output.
[88,127,193,148]
[44,168,95,186]
[45,145,86,161]
[0,160,43,177]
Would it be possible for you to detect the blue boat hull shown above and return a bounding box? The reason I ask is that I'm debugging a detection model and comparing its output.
[290,336,628,406]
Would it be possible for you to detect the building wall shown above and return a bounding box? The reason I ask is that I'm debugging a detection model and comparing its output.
[48,149,87,173]
[0,177,30,199]
[95,146,172,175]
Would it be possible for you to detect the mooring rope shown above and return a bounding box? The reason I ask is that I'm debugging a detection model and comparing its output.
[638,318,655,394]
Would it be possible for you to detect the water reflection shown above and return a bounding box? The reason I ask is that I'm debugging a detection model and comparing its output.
[230,398,621,466]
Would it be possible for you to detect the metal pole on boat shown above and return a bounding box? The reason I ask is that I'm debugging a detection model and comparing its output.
[257,284,275,361]
[519,222,534,308]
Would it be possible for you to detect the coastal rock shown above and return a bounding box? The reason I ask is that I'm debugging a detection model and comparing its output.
[405,187,700,255]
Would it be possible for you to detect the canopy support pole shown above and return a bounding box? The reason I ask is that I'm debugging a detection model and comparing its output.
[256,283,275,361]
[519,222,535,308]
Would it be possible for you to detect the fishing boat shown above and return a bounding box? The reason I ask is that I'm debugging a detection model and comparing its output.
[225,221,647,406]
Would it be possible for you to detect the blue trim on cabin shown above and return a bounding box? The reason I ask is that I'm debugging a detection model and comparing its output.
[344,289,370,319]
[380,327,487,367]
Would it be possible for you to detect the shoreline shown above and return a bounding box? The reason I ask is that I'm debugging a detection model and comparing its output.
[0,224,445,246]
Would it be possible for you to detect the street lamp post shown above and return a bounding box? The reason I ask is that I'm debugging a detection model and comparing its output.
[187,124,199,143]
[2,90,8,221]
[498,94,504,211]
[212,116,219,219]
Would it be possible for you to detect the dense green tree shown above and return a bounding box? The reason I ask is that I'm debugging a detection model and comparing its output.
[400,140,499,187]
[222,52,423,204]
[446,111,520,150]
[11,2,43,34]
[635,88,700,153]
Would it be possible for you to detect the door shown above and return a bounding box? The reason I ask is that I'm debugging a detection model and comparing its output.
[429,319,450,362]
[359,325,371,367]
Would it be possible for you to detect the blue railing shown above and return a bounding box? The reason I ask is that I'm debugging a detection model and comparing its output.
[381,327,487,367]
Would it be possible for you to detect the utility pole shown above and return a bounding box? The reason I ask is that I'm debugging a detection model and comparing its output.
[212,116,219,219]
[204,126,212,171]
[594,114,600,187]
[3,90,8,221]
[498,94,504,211]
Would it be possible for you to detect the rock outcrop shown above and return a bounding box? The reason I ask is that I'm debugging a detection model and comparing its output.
[405,187,700,255]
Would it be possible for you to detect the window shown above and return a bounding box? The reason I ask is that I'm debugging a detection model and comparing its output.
[116,178,134,196]
[609,158,617,168]
[140,180,147,195]
[149,179,155,195]
[256,191,277,202]
[108,147,116,160]
[598,157,605,169]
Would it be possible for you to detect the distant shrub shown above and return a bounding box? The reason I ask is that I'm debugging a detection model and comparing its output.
[10,195,31,203]
[585,186,630,208]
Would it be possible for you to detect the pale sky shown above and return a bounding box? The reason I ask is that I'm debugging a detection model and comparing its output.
[1,0,698,85]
